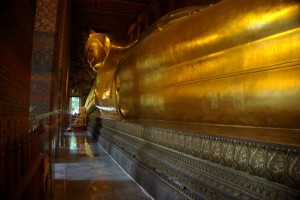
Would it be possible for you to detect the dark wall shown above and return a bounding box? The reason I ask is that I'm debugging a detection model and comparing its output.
[0,0,36,198]
[0,0,36,83]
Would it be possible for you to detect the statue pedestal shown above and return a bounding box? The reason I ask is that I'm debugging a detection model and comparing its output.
[88,117,300,199]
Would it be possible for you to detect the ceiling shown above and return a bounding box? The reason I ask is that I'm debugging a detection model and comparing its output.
[72,0,152,42]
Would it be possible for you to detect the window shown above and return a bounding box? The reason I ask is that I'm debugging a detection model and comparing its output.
[70,97,80,114]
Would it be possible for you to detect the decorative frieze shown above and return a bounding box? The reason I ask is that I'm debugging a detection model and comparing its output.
[34,0,58,32]
[95,119,300,199]
[32,32,55,71]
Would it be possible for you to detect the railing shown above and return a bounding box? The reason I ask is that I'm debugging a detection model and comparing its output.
[0,110,62,200]
[2,125,46,200]
[29,110,61,128]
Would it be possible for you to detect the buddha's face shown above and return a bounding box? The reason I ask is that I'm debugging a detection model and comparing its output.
[85,34,110,72]
[86,41,107,71]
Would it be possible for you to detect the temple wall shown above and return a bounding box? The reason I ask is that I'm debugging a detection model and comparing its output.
[30,0,71,157]
[0,0,71,198]
[30,0,58,126]
[30,0,71,129]
[0,0,43,198]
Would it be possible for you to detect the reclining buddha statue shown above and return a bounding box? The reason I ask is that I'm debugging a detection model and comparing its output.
[85,0,300,136]
[84,1,300,198]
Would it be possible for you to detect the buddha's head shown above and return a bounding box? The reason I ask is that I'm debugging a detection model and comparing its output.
[85,31,111,72]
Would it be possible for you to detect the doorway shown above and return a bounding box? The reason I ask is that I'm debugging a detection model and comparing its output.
[70,97,80,123]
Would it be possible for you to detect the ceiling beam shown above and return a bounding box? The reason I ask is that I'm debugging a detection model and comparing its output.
[73,7,140,17]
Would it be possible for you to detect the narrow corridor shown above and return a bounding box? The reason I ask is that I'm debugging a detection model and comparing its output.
[52,131,153,200]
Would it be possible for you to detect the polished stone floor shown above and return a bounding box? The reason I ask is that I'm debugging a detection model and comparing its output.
[52,131,153,200]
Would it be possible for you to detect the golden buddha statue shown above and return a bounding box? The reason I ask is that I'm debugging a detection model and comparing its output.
[72,107,86,128]
[85,0,300,132]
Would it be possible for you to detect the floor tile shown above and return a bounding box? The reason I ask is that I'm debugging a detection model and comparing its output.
[53,131,153,200]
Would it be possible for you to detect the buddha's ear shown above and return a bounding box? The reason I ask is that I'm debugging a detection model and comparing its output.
[103,35,111,53]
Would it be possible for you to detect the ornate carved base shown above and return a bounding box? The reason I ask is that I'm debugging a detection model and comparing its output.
[99,135,189,200]
[88,118,300,200]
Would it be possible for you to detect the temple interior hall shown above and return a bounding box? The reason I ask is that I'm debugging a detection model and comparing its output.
[0,0,300,199]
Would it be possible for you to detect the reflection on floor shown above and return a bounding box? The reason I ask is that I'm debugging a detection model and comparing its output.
[53,131,153,200]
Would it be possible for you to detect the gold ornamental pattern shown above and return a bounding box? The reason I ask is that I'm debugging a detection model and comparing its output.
[95,118,300,199]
